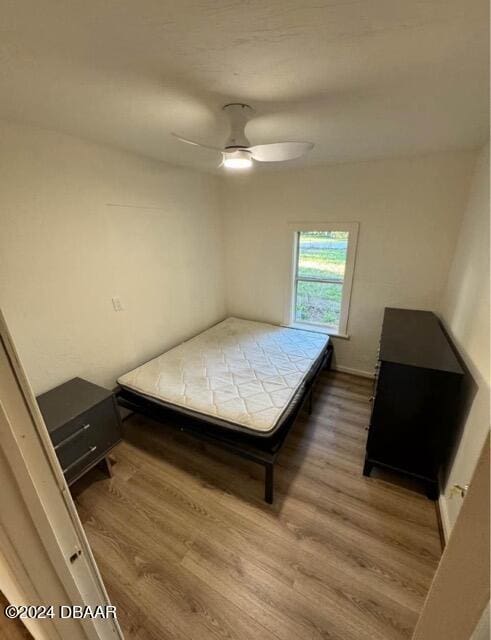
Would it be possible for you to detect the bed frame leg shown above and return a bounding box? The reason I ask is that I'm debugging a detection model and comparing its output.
[265,463,274,504]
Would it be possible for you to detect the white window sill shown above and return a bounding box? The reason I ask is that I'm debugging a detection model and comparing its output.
[284,322,350,339]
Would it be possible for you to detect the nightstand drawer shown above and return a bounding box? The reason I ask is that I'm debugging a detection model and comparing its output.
[60,400,121,484]
[55,420,92,470]
[62,443,99,483]
[85,399,121,455]
[37,378,123,487]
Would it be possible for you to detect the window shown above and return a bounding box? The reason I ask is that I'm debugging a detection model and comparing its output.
[289,223,358,336]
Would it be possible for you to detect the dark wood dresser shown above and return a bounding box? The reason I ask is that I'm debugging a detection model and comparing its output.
[37,377,123,486]
[364,308,464,499]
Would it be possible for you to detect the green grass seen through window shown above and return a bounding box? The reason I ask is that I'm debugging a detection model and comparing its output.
[295,231,348,330]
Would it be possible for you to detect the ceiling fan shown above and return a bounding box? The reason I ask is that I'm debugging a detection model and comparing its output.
[172,103,314,169]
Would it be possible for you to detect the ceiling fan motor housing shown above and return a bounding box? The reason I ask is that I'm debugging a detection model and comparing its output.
[223,103,254,149]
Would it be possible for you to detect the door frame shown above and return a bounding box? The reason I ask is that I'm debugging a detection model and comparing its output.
[0,309,124,639]
[412,433,490,639]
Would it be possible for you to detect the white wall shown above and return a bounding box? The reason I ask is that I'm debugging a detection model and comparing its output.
[0,120,482,412]
[439,144,490,532]
[220,151,476,374]
[0,122,226,394]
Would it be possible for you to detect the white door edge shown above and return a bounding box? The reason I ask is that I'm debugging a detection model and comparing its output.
[0,308,124,640]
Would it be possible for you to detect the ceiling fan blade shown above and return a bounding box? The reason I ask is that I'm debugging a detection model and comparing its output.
[171,133,222,152]
[249,141,314,162]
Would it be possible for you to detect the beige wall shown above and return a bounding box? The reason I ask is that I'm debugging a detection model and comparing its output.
[439,144,490,531]
[0,122,226,394]
[220,151,476,374]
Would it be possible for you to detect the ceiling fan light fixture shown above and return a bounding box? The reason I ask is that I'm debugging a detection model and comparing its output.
[173,103,314,168]
[223,149,252,169]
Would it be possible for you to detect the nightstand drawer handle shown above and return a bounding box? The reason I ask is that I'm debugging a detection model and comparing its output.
[55,423,91,450]
[62,445,97,474]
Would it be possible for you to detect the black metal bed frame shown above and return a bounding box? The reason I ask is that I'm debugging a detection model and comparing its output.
[116,343,332,504]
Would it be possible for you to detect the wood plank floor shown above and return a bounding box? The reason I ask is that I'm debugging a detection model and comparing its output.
[0,594,32,640]
[73,371,442,640]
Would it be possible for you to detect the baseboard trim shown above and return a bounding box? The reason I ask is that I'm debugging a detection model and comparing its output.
[332,365,374,379]
[437,494,451,546]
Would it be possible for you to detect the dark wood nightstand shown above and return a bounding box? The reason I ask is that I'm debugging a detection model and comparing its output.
[37,377,123,486]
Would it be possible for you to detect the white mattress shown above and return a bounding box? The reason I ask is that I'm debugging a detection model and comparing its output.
[118,318,329,433]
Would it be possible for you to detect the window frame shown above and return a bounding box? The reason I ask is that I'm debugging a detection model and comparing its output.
[284,222,359,337]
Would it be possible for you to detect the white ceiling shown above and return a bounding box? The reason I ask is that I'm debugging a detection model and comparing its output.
[1,0,488,173]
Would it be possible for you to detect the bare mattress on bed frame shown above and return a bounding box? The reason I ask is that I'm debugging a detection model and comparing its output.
[116,317,332,503]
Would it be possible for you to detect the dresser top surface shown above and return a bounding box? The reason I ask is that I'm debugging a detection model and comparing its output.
[379,308,464,374]
[37,377,113,433]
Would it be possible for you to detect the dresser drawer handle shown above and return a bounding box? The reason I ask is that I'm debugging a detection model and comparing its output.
[63,445,97,474]
[55,423,91,451]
